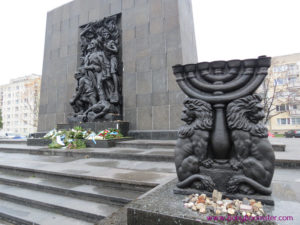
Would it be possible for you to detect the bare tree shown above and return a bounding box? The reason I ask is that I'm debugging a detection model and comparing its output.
[258,66,300,125]
[21,78,40,128]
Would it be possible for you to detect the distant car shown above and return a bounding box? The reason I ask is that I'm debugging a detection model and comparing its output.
[3,133,25,139]
[268,132,275,137]
[284,130,300,138]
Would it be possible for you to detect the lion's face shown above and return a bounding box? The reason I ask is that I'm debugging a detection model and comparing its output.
[227,94,268,137]
[246,102,265,124]
[179,98,213,131]
[181,107,196,124]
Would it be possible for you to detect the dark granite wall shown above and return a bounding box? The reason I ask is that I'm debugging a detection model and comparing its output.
[38,0,197,132]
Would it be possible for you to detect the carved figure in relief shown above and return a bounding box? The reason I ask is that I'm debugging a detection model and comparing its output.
[70,69,97,114]
[175,98,215,191]
[226,94,275,195]
[98,27,119,103]
[83,99,111,121]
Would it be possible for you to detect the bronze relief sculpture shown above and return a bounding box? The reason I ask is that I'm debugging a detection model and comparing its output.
[69,15,121,122]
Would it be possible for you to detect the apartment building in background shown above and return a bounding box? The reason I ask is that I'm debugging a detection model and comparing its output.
[260,53,300,134]
[0,74,41,136]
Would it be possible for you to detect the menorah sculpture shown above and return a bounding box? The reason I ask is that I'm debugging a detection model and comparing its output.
[172,56,275,197]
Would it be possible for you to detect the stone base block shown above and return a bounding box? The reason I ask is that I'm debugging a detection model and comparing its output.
[128,130,178,140]
[173,187,274,206]
[85,138,134,148]
[127,179,275,225]
[27,138,52,146]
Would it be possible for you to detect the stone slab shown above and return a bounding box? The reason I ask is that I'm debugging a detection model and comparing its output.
[127,179,276,225]
[173,187,274,206]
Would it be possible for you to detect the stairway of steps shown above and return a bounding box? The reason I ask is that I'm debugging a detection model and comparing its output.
[0,139,176,224]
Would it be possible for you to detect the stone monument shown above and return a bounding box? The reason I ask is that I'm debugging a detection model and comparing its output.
[37,0,197,138]
[172,56,275,202]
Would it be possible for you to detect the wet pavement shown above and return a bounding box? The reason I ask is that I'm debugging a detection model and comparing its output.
[0,151,176,186]
[271,169,300,224]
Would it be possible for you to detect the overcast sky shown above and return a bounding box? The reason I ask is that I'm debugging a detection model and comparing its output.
[0,0,300,85]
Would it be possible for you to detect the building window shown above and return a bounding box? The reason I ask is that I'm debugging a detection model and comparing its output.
[15,107,19,111]
[274,78,286,85]
[277,118,291,125]
[291,118,300,125]
[276,104,289,112]
[15,100,19,104]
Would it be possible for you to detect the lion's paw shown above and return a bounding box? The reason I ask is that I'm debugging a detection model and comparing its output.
[191,181,204,190]
[229,158,242,171]
[227,176,240,193]
[239,184,255,195]
[201,176,215,192]
[202,158,214,168]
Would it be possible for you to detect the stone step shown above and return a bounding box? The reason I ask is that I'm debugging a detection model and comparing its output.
[0,151,176,190]
[0,171,139,205]
[0,183,120,223]
[115,139,176,149]
[0,143,296,169]
[0,139,27,145]
[115,139,286,151]
[0,144,175,162]
[0,199,93,225]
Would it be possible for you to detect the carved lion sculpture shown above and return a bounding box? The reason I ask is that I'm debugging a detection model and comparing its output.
[226,94,275,195]
[175,98,215,191]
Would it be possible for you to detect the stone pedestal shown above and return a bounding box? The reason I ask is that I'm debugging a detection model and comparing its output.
[127,179,276,225]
